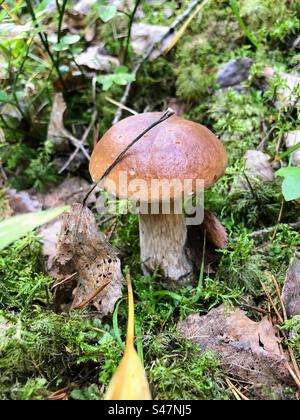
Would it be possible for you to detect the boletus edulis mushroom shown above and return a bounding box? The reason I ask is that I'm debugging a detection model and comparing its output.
[89,112,227,284]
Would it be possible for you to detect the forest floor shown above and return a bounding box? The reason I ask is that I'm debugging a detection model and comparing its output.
[0,0,300,400]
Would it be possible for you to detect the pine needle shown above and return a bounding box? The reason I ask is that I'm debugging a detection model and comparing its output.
[104,273,151,400]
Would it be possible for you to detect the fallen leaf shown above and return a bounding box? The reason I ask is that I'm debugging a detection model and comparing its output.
[178,304,293,400]
[7,189,42,214]
[47,93,70,152]
[201,210,228,249]
[282,250,300,317]
[105,273,151,400]
[75,46,120,72]
[50,204,123,316]
[35,177,96,209]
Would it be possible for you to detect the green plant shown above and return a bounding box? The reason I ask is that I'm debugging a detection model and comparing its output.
[277,167,300,201]
[96,66,136,91]
[0,206,68,251]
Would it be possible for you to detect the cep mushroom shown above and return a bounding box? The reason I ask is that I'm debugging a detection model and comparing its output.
[89,112,227,284]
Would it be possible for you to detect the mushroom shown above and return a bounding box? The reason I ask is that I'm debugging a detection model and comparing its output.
[89,112,227,284]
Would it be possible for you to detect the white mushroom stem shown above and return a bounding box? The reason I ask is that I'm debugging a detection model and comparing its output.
[139,213,193,284]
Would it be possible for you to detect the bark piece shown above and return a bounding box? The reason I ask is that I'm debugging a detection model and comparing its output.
[50,204,123,315]
[178,304,292,400]
[282,251,300,317]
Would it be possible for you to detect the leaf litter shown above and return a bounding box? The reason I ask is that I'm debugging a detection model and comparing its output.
[178,304,294,399]
[50,204,123,316]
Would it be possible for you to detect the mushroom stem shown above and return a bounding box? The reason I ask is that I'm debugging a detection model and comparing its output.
[139,212,193,284]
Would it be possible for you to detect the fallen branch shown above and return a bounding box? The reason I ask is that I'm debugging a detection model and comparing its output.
[246,221,300,240]
[59,110,97,174]
[113,0,206,124]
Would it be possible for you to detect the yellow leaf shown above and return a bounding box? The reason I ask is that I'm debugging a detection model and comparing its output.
[104,273,151,400]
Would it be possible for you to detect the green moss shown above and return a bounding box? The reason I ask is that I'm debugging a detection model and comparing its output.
[148,334,228,400]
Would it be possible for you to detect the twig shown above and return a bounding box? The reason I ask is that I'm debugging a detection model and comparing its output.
[106,96,138,115]
[260,280,284,324]
[261,278,300,388]
[113,0,205,124]
[83,109,175,205]
[59,110,97,174]
[270,275,300,382]
[73,281,111,309]
[1,3,22,23]
[246,221,300,240]
[225,377,250,401]
[52,272,77,290]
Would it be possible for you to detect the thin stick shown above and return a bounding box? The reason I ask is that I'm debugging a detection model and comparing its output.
[106,96,138,115]
[271,275,300,382]
[113,0,205,124]
[73,281,111,309]
[260,280,284,324]
[52,272,77,290]
[83,109,175,206]
[59,110,97,174]
[242,221,300,240]
[225,377,249,401]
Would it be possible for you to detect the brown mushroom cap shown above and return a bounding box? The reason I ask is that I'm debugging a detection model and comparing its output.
[89,112,227,202]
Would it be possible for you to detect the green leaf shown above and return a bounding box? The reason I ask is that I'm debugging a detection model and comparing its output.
[114,72,135,86]
[52,35,80,51]
[0,206,69,251]
[276,167,300,201]
[96,75,114,91]
[61,35,81,45]
[99,5,117,23]
[276,167,300,177]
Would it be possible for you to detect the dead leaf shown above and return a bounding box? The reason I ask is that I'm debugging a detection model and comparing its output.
[36,177,96,209]
[201,210,228,249]
[178,304,293,400]
[7,189,42,214]
[186,210,227,272]
[282,250,300,317]
[50,204,123,316]
[75,46,120,72]
[105,273,151,400]
[47,93,70,151]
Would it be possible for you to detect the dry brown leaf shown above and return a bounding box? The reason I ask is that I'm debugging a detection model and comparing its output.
[178,304,293,400]
[36,177,96,209]
[282,250,300,317]
[47,93,70,152]
[201,210,228,249]
[50,204,123,315]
